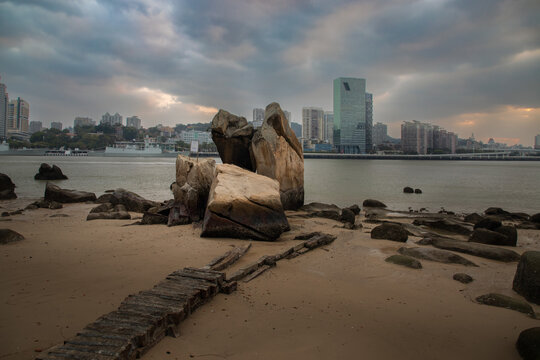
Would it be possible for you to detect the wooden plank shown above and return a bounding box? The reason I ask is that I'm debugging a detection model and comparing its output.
[243,265,272,283]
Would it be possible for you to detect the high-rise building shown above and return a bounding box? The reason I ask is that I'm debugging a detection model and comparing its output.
[534,134,540,150]
[74,117,95,128]
[50,122,62,131]
[365,93,373,151]
[29,121,42,134]
[373,122,388,146]
[126,115,142,129]
[401,120,457,154]
[7,97,29,132]
[290,122,302,139]
[0,77,7,139]
[252,108,264,128]
[302,107,324,141]
[283,110,291,123]
[333,77,366,153]
[324,112,334,144]
[101,112,122,126]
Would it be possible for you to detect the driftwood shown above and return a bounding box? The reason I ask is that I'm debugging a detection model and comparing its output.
[202,244,252,271]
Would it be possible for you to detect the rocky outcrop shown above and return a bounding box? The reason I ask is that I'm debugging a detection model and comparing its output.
[251,103,304,210]
[362,199,387,208]
[493,225,518,245]
[96,188,158,212]
[0,173,17,200]
[516,327,540,360]
[0,229,24,244]
[211,110,255,171]
[27,199,63,210]
[87,203,131,221]
[469,228,516,246]
[513,251,540,305]
[412,218,472,236]
[201,164,289,241]
[34,163,68,180]
[398,246,478,266]
[44,183,96,203]
[371,223,408,242]
[385,255,422,269]
[431,237,520,262]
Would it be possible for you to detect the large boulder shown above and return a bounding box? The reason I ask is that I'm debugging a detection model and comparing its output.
[251,103,304,210]
[371,223,408,242]
[474,218,502,230]
[44,183,96,203]
[362,199,387,208]
[171,155,216,221]
[464,213,484,224]
[469,228,516,246]
[493,225,518,245]
[0,229,24,244]
[431,237,520,262]
[96,188,158,212]
[201,164,289,241]
[413,218,472,236]
[398,246,478,266]
[0,173,17,200]
[301,202,341,221]
[513,251,540,305]
[211,110,255,171]
[34,163,68,180]
[516,327,540,360]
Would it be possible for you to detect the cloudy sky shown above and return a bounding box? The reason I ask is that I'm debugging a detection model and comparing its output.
[1,0,539,145]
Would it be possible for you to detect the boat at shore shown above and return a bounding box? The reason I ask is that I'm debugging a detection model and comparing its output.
[105,140,162,155]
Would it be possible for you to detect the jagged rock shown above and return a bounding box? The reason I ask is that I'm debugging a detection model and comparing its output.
[494,225,518,245]
[431,237,520,262]
[0,173,17,200]
[474,218,502,230]
[371,223,408,242]
[414,188,422,194]
[362,199,387,208]
[464,213,484,224]
[485,207,509,216]
[476,293,535,317]
[398,246,478,266]
[530,213,540,223]
[469,228,515,246]
[412,218,472,235]
[301,202,341,221]
[211,110,255,171]
[96,188,157,212]
[513,251,540,305]
[453,273,474,284]
[44,183,96,203]
[403,186,414,193]
[516,327,540,360]
[251,103,304,210]
[0,229,24,244]
[346,204,361,215]
[201,164,289,241]
[385,255,422,269]
[34,163,68,180]
[167,203,191,226]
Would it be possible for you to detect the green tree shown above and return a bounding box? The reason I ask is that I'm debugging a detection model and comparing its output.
[123,126,138,141]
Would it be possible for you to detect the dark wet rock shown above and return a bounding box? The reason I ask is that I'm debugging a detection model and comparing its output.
[485,207,509,216]
[44,183,96,203]
[476,293,535,318]
[95,188,158,212]
[464,213,484,224]
[403,186,414,193]
[140,212,168,225]
[474,218,502,230]
[516,327,540,360]
[385,255,422,269]
[0,228,24,244]
[414,188,422,194]
[493,225,518,245]
[0,173,17,200]
[510,212,530,221]
[453,273,474,284]
[362,199,387,208]
[513,251,540,305]
[432,237,520,262]
[301,202,341,221]
[1,212,9,217]
[398,246,478,266]
[412,218,472,236]
[346,204,361,215]
[340,208,356,226]
[34,163,68,180]
[371,223,408,242]
[87,211,130,221]
[469,228,516,247]
[531,213,540,223]
[90,203,113,213]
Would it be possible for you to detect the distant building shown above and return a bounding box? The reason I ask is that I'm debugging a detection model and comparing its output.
[324,112,334,144]
[302,107,324,141]
[50,122,62,131]
[333,77,367,153]
[101,112,122,126]
[365,93,373,151]
[180,130,213,144]
[401,120,457,154]
[74,117,95,128]
[0,77,7,139]
[290,122,302,139]
[126,115,142,129]
[29,121,42,134]
[535,134,540,150]
[253,108,265,128]
[373,122,388,146]
[283,110,291,123]
[7,97,29,132]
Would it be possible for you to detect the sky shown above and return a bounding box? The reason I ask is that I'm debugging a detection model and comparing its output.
[0,0,539,145]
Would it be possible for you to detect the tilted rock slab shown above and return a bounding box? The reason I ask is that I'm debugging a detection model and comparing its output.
[251,103,304,210]
[211,110,255,171]
[431,237,520,262]
[201,164,289,241]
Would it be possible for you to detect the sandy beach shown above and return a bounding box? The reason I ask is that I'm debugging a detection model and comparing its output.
[1,198,539,360]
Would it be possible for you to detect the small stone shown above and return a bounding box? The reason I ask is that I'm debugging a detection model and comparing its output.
[385,255,422,269]
[403,186,414,193]
[414,188,422,194]
[453,273,473,284]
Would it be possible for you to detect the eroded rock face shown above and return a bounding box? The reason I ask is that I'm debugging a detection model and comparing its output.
[0,173,17,200]
[45,183,96,203]
[34,163,68,180]
[201,164,289,241]
[251,103,304,210]
[211,110,255,171]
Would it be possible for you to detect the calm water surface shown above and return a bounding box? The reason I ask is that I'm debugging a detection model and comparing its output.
[1,156,539,214]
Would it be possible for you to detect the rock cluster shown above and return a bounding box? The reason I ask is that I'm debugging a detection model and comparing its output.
[34,163,68,180]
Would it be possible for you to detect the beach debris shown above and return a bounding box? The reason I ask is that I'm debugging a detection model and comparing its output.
[87,203,131,221]
[431,237,520,262]
[398,246,478,266]
[211,110,255,171]
[0,228,24,244]
[469,228,516,247]
[49,214,69,218]
[385,254,422,269]
[203,244,252,271]
[243,265,272,282]
[516,327,540,360]
[412,218,472,236]
[513,251,540,305]
[0,173,17,200]
[476,293,535,318]
[464,212,484,224]
[201,164,289,241]
[371,223,408,242]
[403,186,414,193]
[34,163,68,180]
[362,199,387,208]
[96,188,158,213]
[44,183,96,203]
[453,273,474,284]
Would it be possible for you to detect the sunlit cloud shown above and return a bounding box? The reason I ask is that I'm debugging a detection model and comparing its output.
[135,87,181,109]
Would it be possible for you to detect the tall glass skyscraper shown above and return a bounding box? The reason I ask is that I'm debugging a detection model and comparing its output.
[333,77,366,153]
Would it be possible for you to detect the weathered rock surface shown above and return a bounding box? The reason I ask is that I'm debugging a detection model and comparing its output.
[516,327,540,360]
[340,208,356,227]
[87,203,131,221]
[385,255,422,269]
[398,246,478,266]
[494,225,518,245]
[211,110,255,171]
[140,212,168,225]
[346,204,361,215]
[251,103,304,210]
[371,223,408,242]
[301,202,341,221]
[469,228,516,246]
[431,237,520,262]
[412,218,472,235]
[476,293,535,318]
[202,164,289,241]
[513,251,540,305]
[464,213,484,224]
[34,163,68,180]
[0,228,24,244]
[363,199,387,208]
[44,183,96,203]
[530,213,540,223]
[403,186,414,193]
[0,173,17,200]
[474,218,502,230]
[453,273,474,284]
[96,188,157,212]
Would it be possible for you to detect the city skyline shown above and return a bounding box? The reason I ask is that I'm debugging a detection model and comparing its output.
[0,1,538,145]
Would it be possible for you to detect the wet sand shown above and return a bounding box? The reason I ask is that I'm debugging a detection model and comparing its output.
[0,200,539,360]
